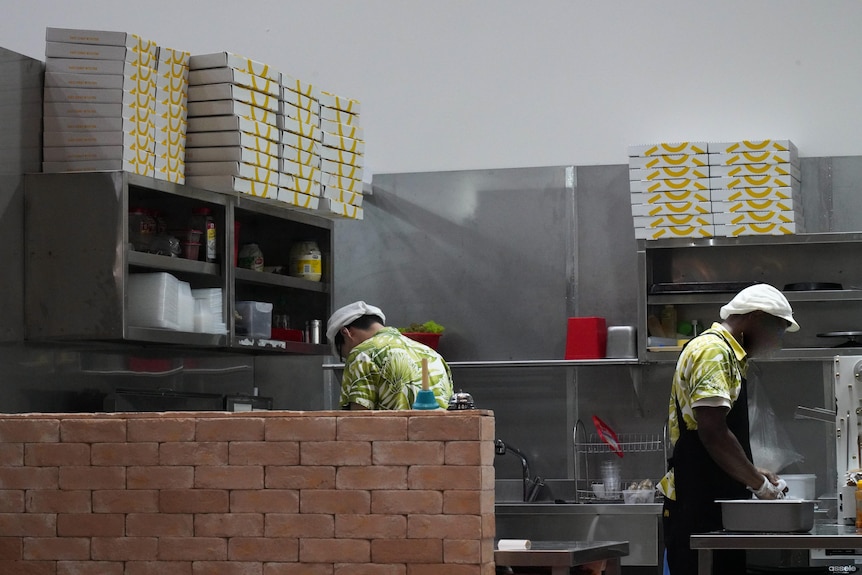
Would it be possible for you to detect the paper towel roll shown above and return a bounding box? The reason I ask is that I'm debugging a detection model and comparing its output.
[497,539,531,550]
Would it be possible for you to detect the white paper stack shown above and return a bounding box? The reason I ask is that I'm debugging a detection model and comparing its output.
[42,27,159,176]
[154,46,190,183]
[185,52,282,199]
[316,89,364,220]
[707,140,803,237]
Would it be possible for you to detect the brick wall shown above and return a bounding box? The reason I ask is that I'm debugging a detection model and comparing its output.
[0,410,496,575]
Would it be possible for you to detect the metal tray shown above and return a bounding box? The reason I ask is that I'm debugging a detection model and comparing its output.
[649,281,756,295]
[719,499,815,533]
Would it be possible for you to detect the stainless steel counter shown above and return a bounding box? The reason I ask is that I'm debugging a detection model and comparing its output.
[494,540,629,575]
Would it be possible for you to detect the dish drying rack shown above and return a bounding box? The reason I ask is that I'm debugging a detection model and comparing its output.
[573,419,667,503]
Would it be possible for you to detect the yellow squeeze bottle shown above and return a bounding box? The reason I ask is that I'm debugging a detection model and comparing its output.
[855,480,862,530]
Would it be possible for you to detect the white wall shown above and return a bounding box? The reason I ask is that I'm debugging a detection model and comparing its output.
[3,0,860,175]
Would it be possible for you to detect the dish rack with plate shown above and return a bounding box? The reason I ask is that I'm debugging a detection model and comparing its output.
[573,419,667,503]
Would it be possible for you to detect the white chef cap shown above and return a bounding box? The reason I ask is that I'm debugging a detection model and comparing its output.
[326,301,386,357]
[719,284,799,332]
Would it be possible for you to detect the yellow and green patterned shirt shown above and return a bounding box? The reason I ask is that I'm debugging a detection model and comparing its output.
[658,322,748,500]
[340,327,454,410]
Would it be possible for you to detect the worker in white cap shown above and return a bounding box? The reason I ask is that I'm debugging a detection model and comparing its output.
[659,283,798,575]
[326,301,453,410]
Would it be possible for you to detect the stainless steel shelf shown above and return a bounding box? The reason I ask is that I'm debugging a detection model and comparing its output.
[648,289,862,305]
[234,267,328,293]
[128,251,220,276]
[322,358,640,370]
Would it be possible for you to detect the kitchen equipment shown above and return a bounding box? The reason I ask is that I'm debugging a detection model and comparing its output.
[565,317,607,359]
[834,356,862,524]
[447,389,475,410]
[782,474,816,500]
[649,281,756,295]
[817,331,862,347]
[719,499,815,533]
[412,358,439,410]
[592,415,623,457]
[622,489,656,504]
[235,301,273,339]
[600,460,621,497]
[606,325,637,358]
[784,282,843,291]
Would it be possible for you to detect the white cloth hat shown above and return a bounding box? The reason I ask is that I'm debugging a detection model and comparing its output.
[719,284,799,332]
[326,301,386,357]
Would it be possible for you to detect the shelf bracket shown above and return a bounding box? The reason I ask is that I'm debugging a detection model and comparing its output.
[629,365,644,417]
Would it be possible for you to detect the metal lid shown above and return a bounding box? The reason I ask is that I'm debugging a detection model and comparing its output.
[447,389,475,410]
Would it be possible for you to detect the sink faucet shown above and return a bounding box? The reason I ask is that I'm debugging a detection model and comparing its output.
[495,439,542,502]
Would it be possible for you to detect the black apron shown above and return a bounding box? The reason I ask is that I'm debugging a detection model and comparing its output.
[663,331,752,575]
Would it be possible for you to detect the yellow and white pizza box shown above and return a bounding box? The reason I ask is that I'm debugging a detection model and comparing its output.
[630,190,711,205]
[279,115,321,141]
[43,141,155,162]
[633,213,714,230]
[321,131,365,156]
[281,72,319,100]
[189,67,280,98]
[715,222,801,237]
[280,86,320,115]
[158,46,190,70]
[45,57,155,77]
[318,90,360,115]
[45,41,157,68]
[43,114,154,134]
[43,84,157,106]
[187,84,278,113]
[42,151,155,175]
[712,198,801,214]
[712,210,801,227]
[154,163,185,184]
[319,198,364,220]
[154,109,188,135]
[280,158,320,183]
[187,175,279,199]
[631,200,711,217]
[184,161,279,185]
[630,177,709,193]
[320,117,364,141]
[635,225,714,240]
[43,128,156,149]
[710,186,800,203]
[187,99,276,125]
[46,27,158,51]
[44,70,157,92]
[322,185,363,207]
[281,100,320,126]
[278,189,320,210]
[709,162,800,181]
[629,166,709,182]
[280,131,321,156]
[710,174,798,190]
[629,154,707,170]
[187,115,279,142]
[628,142,709,157]
[188,52,281,82]
[321,158,363,181]
[155,129,185,155]
[156,74,189,101]
[155,153,185,173]
[320,145,363,168]
[279,145,318,167]
[185,146,278,169]
[279,172,320,196]
[155,99,188,124]
[186,131,278,156]
[709,149,798,167]
[320,171,362,193]
[707,140,797,155]
[320,105,359,126]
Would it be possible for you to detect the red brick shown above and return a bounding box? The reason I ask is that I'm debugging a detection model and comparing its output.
[301,441,371,466]
[0,536,21,559]
[191,562,262,575]
[23,537,90,560]
[91,537,158,561]
[91,442,158,466]
[0,419,59,443]
[408,415,485,441]
[265,563,333,575]
[57,513,124,536]
[371,539,441,564]
[158,537,226,560]
[195,513,263,537]
[372,441,443,466]
[336,466,406,490]
[128,466,194,489]
[228,537,298,561]
[196,418,265,441]
[127,418,195,442]
[333,565,406,575]
[26,490,90,514]
[337,417,407,441]
[92,489,159,513]
[266,416,336,441]
[300,489,370,514]
[265,466,335,489]
[371,491,442,515]
[480,416,495,441]
[0,513,56,536]
[0,490,25,512]
[265,513,333,538]
[60,419,126,443]
[0,443,23,465]
[482,513,495,540]
[444,441,486,466]
[126,513,193,536]
[408,466,482,490]
[24,443,89,467]
[444,539,482,564]
[59,466,125,490]
[159,489,229,513]
[335,514,406,539]
[160,442,228,466]
[301,539,370,563]
[408,514,481,539]
[57,560,124,575]
[0,467,58,489]
[0,559,55,575]
[195,466,263,489]
[228,441,299,466]
[443,490,492,515]
[409,565,483,575]
[124,560,192,575]
[230,489,298,513]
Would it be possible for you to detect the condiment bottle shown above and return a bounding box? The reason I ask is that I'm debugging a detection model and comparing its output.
[237,243,264,272]
[855,480,862,530]
[190,207,217,263]
[660,304,677,339]
[288,240,322,282]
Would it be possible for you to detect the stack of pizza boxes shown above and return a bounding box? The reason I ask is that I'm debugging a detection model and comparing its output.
[628,142,713,240]
[41,27,159,176]
[184,52,281,200]
[154,46,189,183]
[318,90,364,220]
[278,72,322,210]
[708,140,802,236]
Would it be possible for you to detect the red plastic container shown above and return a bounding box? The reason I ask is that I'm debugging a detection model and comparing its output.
[402,332,442,350]
[181,241,201,260]
[565,317,607,359]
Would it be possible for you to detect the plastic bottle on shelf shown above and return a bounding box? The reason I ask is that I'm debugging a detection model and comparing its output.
[660,304,677,339]
[855,480,862,530]
[128,207,156,252]
[237,243,264,272]
[189,207,217,263]
[288,240,322,282]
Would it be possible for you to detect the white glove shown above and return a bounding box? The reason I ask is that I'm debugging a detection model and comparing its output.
[751,476,787,500]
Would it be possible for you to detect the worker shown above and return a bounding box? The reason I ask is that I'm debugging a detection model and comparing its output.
[326,301,454,410]
[659,283,798,574]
